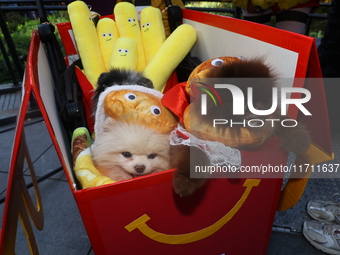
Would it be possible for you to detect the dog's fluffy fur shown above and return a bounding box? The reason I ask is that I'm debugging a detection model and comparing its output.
[92,69,154,114]
[92,118,170,181]
[170,145,210,197]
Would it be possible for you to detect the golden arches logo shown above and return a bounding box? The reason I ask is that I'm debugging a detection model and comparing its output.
[125,179,260,244]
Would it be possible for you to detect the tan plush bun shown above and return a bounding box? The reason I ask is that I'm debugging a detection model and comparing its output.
[183,104,274,148]
[104,89,177,134]
[186,57,242,94]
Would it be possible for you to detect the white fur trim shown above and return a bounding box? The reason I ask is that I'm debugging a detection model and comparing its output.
[94,85,164,135]
[79,147,92,157]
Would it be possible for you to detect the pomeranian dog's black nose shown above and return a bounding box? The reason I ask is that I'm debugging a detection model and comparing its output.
[134,165,145,173]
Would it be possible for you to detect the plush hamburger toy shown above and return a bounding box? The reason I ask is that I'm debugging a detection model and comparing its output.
[165,56,311,152]
[184,56,276,148]
[95,85,178,135]
[162,56,311,196]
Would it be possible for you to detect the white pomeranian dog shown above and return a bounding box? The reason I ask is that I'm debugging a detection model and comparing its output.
[92,118,171,181]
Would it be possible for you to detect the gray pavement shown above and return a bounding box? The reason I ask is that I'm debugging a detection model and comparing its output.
[1,89,339,254]
[0,115,94,255]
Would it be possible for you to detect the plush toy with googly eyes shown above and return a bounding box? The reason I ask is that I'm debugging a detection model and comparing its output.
[163,56,311,152]
[140,7,166,64]
[68,0,106,87]
[114,2,146,72]
[97,18,120,71]
[94,85,178,136]
[109,37,138,71]
[184,56,244,95]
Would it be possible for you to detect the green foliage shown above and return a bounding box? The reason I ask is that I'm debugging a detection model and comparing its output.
[185,1,234,8]
[0,11,69,85]
[309,18,327,38]
[5,12,26,32]
[185,1,236,17]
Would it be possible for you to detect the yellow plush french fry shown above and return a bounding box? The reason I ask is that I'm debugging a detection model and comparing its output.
[140,7,166,64]
[68,1,105,87]
[143,24,197,91]
[74,149,115,189]
[109,37,138,70]
[97,18,120,71]
[114,2,146,72]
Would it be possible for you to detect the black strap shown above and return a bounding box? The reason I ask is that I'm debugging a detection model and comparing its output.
[168,6,182,32]
[165,0,201,80]
[243,13,272,24]
[164,0,183,33]
[276,10,310,23]
[135,0,151,5]
[38,23,67,86]
[164,0,172,7]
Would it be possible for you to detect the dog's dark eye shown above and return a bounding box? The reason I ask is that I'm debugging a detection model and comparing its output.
[122,152,132,158]
[125,93,136,101]
[150,105,161,116]
[147,154,157,159]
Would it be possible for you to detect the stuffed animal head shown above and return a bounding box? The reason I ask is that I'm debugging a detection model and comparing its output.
[95,85,178,135]
[175,56,277,148]
[185,56,244,95]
